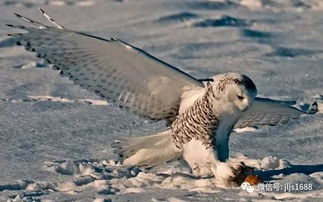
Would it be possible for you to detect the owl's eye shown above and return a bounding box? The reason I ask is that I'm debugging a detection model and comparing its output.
[237,95,244,100]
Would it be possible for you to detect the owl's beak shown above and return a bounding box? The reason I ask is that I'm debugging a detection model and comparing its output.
[241,106,249,112]
[240,99,251,112]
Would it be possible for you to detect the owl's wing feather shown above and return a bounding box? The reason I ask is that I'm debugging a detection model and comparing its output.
[235,97,318,128]
[7,11,204,122]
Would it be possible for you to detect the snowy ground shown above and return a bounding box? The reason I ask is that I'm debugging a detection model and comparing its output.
[0,0,323,201]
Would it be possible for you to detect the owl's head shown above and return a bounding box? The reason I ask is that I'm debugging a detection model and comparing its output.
[209,73,257,112]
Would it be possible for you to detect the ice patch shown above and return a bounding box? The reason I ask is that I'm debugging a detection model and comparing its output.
[29,95,108,106]
[239,0,262,9]
[234,127,258,133]
[13,61,47,69]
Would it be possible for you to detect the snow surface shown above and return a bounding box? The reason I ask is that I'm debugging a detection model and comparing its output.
[0,0,323,201]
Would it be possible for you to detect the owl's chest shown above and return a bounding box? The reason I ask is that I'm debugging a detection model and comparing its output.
[170,108,219,149]
[171,105,241,149]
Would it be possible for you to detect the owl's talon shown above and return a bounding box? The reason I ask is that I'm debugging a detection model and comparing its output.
[215,161,254,188]
[229,162,254,186]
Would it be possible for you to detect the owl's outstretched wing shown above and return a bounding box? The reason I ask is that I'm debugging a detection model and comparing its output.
[6,10,204,122]
[235,97,318,128]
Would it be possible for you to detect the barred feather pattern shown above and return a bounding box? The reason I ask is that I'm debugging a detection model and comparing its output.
[171,83,219,149]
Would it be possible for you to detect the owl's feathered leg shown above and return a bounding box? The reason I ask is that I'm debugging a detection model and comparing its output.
[182,140,253,187]
[182,140,215,177]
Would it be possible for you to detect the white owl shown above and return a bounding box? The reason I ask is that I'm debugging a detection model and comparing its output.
[6,9,318,187]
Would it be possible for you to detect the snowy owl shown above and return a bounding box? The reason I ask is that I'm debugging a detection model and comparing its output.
[6,9,318,187]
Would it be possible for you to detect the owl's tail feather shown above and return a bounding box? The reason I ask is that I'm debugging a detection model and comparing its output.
[112,130,182,168]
